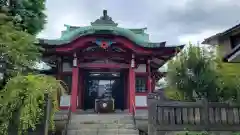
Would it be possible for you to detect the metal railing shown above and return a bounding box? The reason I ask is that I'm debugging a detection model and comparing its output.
[62,105,72,135]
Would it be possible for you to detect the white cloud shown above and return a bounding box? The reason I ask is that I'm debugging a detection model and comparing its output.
[37,0,240,44]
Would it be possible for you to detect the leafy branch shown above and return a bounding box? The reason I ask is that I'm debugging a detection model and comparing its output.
[0,74,65,135]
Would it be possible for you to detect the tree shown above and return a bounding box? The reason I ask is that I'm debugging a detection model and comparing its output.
[0,2,64,135]
[166,44,220,101]
[0,74,64,135]
[166,44,240,102]
[215,46,240,102]
[0,8,42,79]
[1,0,47,35]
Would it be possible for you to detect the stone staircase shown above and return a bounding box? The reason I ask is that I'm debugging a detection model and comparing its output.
[64,114,139,135]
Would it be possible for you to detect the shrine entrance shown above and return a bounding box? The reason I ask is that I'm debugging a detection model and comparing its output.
[83,70,126,111]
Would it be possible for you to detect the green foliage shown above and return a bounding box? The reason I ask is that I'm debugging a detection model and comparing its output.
[164,87,185,101]
[0,1,57,135]
[1,0,47,35]
[166,44,220,101]
[0,6,42,79]
[215,46,240,102]
[0,74,64,135]
[0,21,42,77]
[177,131,209,135]
[166,44,240,102]
[177,131,240,135]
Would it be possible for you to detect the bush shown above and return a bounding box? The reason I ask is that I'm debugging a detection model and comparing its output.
[166,44,219,101]
[0,74,64,135]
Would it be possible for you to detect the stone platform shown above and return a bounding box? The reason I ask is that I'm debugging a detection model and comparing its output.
[54,109,148,134]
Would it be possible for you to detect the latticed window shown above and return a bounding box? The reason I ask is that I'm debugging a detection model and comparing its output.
[135,76,147,93]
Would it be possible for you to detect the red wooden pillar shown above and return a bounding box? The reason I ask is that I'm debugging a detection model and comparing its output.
[70,54,79,112]
[146,60,152,93]
[129,54,135,113]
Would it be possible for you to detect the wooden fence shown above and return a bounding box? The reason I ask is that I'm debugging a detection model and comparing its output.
[148,93,240,135]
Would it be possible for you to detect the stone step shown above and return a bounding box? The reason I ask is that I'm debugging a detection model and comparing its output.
[70,114,133,123]
[66,129,139,135]
[71,114,133,120]
[68,123,135,130]
[67,133,139,135]
[69,120,134,124]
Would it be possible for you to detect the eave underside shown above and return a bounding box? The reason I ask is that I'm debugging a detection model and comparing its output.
[39,35,184,70]
[223,44,240,62]
[41,47,183,70]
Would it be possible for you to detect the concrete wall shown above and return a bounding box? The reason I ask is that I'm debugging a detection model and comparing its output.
[135,95,147,107]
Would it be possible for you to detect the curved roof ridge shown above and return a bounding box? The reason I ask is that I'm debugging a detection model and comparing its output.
[54,25,151,46]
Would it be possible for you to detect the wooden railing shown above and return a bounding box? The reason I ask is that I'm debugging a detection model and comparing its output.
[148,94,240,134]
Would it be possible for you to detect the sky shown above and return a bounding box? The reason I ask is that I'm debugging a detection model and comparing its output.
[38,0,240,45]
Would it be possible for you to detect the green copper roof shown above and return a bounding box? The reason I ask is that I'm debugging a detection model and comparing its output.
[60,25,150,45]
[40,10,165,48]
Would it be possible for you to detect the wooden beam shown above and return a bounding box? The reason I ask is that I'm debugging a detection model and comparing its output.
[81,51,131,58]
[78,63,129,69]
[78,58,130,64]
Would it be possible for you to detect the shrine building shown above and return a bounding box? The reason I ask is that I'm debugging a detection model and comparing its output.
[38,10,184,113]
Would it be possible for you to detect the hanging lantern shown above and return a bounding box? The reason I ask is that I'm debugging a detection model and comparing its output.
[131,54,135,68]
[131,59,135,68]
[73,53,77,67]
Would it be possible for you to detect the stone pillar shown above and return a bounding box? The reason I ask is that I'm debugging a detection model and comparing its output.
[70,53,79,112]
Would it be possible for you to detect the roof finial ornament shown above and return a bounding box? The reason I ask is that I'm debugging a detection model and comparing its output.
[91,10,118,26]
[101,9,112,21]
[103,10,107,18]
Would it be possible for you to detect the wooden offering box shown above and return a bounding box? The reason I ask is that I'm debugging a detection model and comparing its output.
[95,98,115,113]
